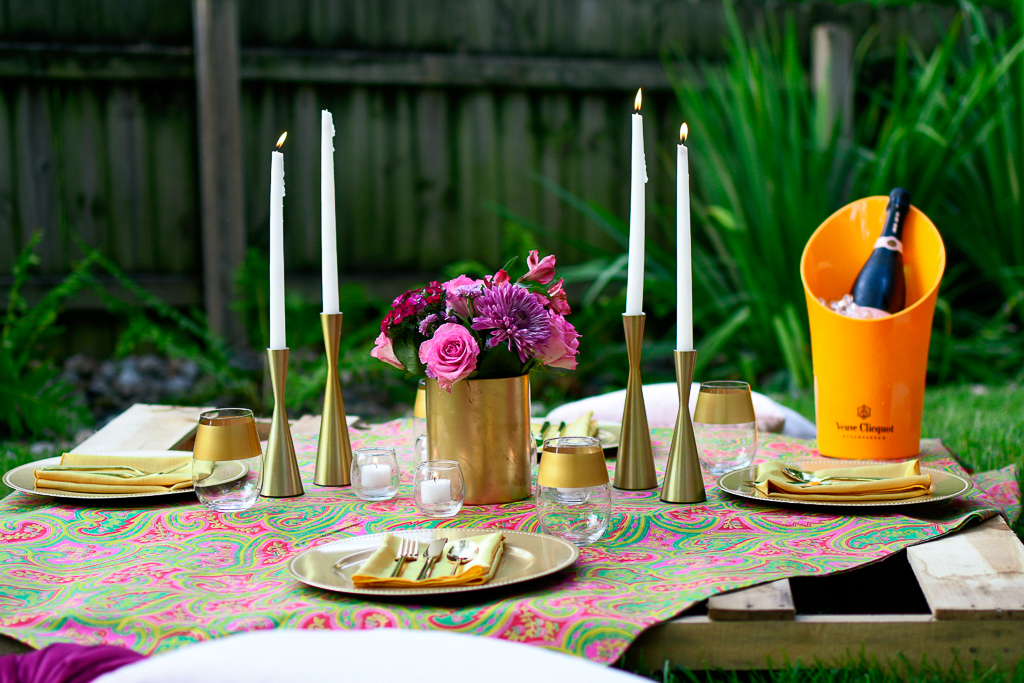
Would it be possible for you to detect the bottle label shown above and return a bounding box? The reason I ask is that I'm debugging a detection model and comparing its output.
[873,237,903,254]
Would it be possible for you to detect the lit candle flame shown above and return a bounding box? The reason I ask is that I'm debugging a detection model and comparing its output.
[634,88,642,112]
[275,131,288,149]
[680,123,688,143]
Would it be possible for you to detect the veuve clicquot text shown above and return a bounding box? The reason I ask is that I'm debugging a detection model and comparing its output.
[850,188,910,317]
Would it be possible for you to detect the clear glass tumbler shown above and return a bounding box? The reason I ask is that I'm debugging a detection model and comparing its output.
[413,460,465,518]
[192,408,263,512]
[693,380,759,475]
[535,436,611,547]
[351,447,400,501]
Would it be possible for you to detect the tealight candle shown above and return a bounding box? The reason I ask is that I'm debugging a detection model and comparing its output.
[413,461,465,518]
[361,463,392,489]
[420,476,452,505]
[352,447,399,502]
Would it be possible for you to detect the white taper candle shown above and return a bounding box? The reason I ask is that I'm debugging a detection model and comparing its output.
[321,110,340,315]
[625,88,647,316]
[269,133,287,350]
[677,124,693,351]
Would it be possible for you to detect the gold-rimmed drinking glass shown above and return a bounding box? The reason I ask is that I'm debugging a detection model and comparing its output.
[535,436,611,546]
[692,381,758,475]
[192,408,263,511]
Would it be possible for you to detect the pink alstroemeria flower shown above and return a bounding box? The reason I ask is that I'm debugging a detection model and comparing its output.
[546,278,570,315]
[484,269,510,289]
[521,250,557,285]
[370,332,405,370]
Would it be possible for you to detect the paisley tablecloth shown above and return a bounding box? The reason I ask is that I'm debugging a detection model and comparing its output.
[0,423,1015,663]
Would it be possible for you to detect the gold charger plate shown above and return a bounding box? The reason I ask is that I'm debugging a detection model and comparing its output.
[531,421,620,451]
[597,421,621,450]
[289,528,579,597]
[2,451,206,501]
[717,459,973,508]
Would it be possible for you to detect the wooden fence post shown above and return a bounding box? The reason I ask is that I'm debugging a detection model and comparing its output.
[811,23,855,147]
[192,0,245,343]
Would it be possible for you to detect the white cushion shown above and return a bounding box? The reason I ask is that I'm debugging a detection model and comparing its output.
[547,382,816,439]
[94,629,647,683]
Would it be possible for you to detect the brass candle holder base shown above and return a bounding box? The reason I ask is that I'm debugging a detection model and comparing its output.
[661,350,707,503]
[315,313,353,486]
[614,313,657,490]
[261,348,304,498]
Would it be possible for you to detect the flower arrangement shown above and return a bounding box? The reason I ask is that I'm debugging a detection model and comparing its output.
[371,251,579,390]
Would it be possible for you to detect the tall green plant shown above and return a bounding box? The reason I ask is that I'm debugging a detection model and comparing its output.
[934,3,1024,314]
[0,234,90,438]
[665,1,861,390]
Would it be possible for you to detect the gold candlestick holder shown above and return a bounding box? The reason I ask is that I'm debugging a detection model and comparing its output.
[261,348,304,498]
[315,313,353,486]
[614,313,657,490]
[661,349,707,503]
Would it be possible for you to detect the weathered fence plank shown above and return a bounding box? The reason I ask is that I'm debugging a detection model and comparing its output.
[57,86,106,262]
[0,87,15,273]
[106,85,154,272]
[192,0,245,339]
[0,0,981,360]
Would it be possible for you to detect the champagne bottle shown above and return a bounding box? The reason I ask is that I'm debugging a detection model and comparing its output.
[850,188,910,317]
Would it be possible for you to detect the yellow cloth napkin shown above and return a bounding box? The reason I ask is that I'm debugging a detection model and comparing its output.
[352,533,505,588]
[753,460,932,502]
[33,452,193,494]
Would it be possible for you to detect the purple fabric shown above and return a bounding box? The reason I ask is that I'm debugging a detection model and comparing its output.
[0,644,145,683]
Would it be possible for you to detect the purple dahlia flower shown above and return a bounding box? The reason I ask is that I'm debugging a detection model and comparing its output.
[471,284,550,362]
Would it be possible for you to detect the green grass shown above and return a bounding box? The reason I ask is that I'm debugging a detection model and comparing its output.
[773,383,1024,473]
[635,658,1024,683]
[774,382,1024,546]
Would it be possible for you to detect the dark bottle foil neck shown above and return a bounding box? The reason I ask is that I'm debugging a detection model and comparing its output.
[880,188,910,240]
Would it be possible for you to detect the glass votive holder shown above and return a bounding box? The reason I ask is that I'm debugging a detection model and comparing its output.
[412,379,428,465]
[192,408,263,512]
[351,447,400,501]
[535,436,611,547]
[413,460,465,518]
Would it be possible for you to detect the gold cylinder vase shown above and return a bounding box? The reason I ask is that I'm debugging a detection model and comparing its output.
[315,313,353,486]
[425,375,532,505]
[615,314,657,490]
[661,350,707,503]
[261,348,304,498]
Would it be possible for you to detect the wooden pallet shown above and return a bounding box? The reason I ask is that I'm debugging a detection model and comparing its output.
[3,403,1023,672]
[623,514,1024,673]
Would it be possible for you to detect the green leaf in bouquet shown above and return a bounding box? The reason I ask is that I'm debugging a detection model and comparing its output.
[391,336,426,377]
[473,342,528,380]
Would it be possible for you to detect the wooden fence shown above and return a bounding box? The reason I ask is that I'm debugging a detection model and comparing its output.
[0,0,963,348]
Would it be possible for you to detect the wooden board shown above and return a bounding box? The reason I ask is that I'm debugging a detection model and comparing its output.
[708,579,795,621]
[628,518,1024,672]
[907,515,1024,620]
[70,403,209,453]
[625,614,1024,673]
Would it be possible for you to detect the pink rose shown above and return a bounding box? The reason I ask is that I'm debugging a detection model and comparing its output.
[537,313,579,370]
[418,323,480,390]
[370,332,405,370]
[522,250,557,285]
[443,275,483,317]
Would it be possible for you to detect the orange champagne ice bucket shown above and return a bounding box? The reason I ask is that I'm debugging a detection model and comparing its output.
[800,196,945,459]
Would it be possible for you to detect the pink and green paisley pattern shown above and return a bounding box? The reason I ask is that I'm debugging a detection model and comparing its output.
[0,423,1013,663]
